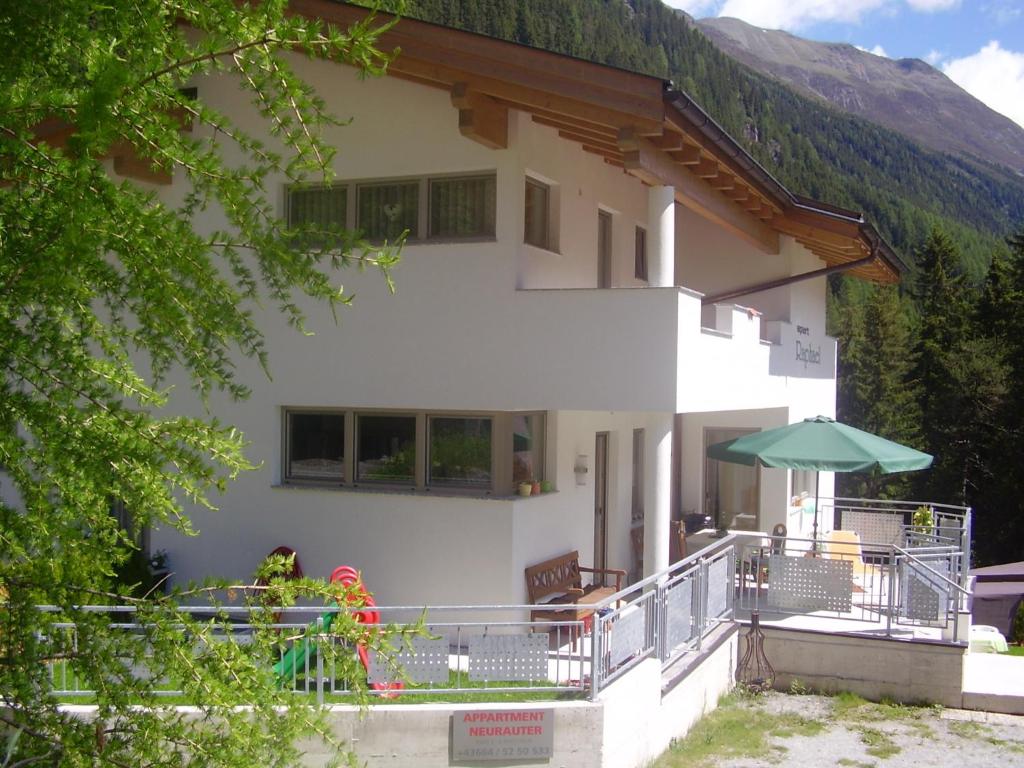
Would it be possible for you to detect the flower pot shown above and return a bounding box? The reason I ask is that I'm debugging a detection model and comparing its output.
[518,482,533,497]
[531,481,541,496]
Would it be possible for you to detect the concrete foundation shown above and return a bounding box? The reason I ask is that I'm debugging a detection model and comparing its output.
[296,625,739,768]
[760,626,967,707]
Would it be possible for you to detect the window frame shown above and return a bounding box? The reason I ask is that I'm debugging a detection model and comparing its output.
[283,407,349,485]
[286,171,497,245]
[282,407,543,496]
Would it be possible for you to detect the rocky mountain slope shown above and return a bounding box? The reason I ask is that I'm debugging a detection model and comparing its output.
[696,16,1024,174]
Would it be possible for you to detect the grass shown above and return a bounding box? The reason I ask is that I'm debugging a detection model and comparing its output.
[652,691,825,768]
[1003,645,1024,657]
[947,719,1024,754]
[56,669,582,706]
[837,760,875,768]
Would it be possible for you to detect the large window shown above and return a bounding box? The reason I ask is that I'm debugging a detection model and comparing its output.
[356,414,416,485]
[428,416,493,489]
[282,408,544,494]
[286,411,345,482]
[286,172,496,244]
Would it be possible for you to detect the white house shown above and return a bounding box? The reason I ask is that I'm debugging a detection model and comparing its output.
[148,3,905,608]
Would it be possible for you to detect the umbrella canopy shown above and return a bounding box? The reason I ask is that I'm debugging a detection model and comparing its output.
[705,416,933,474]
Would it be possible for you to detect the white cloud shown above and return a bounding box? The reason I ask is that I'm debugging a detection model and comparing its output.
[906,0,959,10]
[856,43,890,57]
[663,0,960,29]
[714,0,888,30]
[660,0,722,14]
[943,41,1024,129]
[924,49,944,65]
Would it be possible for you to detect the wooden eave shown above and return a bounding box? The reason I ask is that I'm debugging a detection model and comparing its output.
[297,2,903,282]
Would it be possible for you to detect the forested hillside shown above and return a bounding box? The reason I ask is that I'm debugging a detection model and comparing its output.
[391,0,1024,565]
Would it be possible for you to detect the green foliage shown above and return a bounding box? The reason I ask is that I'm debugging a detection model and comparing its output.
[0,1,408,766]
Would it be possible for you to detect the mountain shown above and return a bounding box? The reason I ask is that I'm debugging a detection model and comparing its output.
[696,16,1024,175]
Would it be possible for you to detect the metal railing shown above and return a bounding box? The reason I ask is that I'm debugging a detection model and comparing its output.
[38,547,738,704]
[588,543,735,699]
[735,534,970,642]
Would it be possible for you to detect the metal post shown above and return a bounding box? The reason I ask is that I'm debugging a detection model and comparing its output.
[657,582,668,662]
[316,616,325,706]
[589,616,602,701]
[697,558,708,651]
[886,552,896,637]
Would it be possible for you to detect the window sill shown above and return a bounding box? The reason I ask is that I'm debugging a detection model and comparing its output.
[273,482,556,502]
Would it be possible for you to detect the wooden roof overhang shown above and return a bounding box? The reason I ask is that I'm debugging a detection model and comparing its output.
[298,1,905,282]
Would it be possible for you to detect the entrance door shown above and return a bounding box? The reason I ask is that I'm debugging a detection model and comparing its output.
[594,432,610,580]
[704,428,759,531]
[597,210,612,288]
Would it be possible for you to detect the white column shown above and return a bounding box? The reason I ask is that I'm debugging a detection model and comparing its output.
[647,185,675,288]
[643,414,673,579]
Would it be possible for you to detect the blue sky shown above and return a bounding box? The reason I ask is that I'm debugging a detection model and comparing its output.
[664,0,1024,128]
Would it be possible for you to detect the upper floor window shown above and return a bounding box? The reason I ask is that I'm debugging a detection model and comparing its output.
[287,172,496,244]
[429,175,496,238]
[635,226,648,282]
[524,177,550,249]
[356,414,416,485]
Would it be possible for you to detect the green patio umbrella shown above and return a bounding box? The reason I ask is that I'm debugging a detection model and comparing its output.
[706,416,933,543]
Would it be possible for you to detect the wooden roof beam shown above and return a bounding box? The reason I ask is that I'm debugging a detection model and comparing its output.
[710,172,735,191]
[559,131,620,155]
[622,138,779,254]
[669,145,702,165]
[693,158,719,178]
[452,83,508,149]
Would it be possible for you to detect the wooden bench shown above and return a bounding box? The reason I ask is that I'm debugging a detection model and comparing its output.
[525,551,625,646]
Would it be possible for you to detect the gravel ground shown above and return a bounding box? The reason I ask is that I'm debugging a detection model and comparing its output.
[715,692,1024,768]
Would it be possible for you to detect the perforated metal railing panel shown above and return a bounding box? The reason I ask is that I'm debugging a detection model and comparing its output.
[841,509,903,547]
[467,634,550,681]
[767,555,853,612]
[367,637,451,685]
[666,578,695,650]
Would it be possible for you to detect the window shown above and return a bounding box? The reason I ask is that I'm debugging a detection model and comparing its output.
[524,178,550,249]
[356,414,416,485]
[287,172,495,244]
[597,210,612,288]
[357,181,418,241]
[283,408,544,494]
[512,413,545,485]
[287,185,347,248]
[429,175,496,238]
[634,226,648,282]
[286,411,345,482]
[428,416,493,489]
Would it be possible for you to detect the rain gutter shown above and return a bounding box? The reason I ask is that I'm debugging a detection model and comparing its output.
[663,89,909,277]
[701,253,876,306]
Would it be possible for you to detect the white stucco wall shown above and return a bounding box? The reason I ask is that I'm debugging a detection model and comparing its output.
[140,54,839,601]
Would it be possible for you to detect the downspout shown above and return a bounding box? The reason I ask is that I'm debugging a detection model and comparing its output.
[701,252,875,306]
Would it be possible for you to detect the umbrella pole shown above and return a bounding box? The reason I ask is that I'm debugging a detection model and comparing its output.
[811,471,820,552]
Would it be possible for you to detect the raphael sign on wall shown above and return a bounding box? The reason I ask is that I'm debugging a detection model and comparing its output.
[767,321,837,379]
[452,708,554,762]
